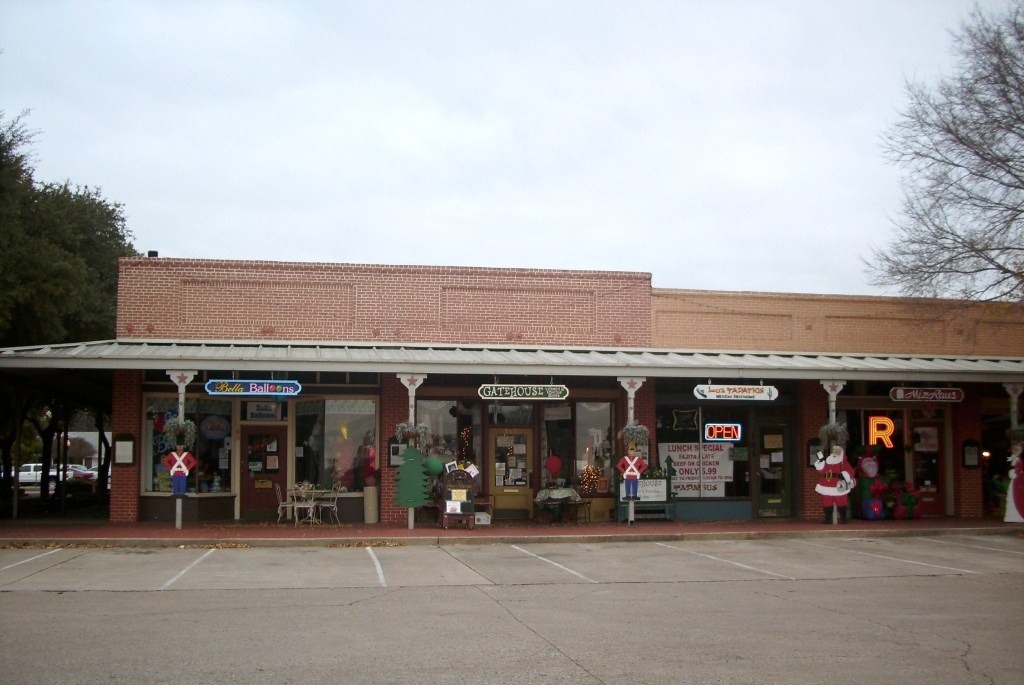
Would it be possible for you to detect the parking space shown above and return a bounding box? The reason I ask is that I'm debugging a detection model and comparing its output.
[2,533,1022,593]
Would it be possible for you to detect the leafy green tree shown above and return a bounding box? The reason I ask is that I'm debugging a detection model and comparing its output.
[869,3,1024,302]
[0,111,137,505]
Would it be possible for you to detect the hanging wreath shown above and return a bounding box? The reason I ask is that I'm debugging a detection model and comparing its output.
[164,418,197,449]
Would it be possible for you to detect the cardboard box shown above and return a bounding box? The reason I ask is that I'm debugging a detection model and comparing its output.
[474,512,491,525]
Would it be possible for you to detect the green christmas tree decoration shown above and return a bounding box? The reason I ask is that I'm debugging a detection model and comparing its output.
[393,446,430,508]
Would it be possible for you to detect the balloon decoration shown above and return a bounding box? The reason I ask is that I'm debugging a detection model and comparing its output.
[544,453,562,481]
[424,455,444,477]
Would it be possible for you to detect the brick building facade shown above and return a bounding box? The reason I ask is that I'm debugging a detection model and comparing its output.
[4,256,1022,527]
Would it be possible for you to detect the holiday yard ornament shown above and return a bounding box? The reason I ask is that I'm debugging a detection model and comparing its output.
[814,445,855,524]
[616,450,648,501]
[1005,441,1024,523]
[394,445,431,530]
[162,446,196,497]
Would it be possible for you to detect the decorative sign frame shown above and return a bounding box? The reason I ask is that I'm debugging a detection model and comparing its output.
[693,385,778,401]
[478,384,569,400]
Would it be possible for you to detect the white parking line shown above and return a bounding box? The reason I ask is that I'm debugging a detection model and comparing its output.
[366,547,386,586]
[160,549,216,590]
[656,542,796,580]
[510,545,598,583]
[1,548,62,571]
[795,540,981,574]
[915,536,1024,555]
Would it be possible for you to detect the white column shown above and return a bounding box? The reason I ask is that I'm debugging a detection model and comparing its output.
[167,370,197,420]
[820,380,846,425]
[1005,383,1023,430]
[398,374,427,423]
[618,377,646,424]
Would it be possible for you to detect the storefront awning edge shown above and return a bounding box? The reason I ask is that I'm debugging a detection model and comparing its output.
[1,339,1023,383]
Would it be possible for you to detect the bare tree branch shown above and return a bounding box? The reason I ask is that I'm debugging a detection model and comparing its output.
[869,3,1024,302]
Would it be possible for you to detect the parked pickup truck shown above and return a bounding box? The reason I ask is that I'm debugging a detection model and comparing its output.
[18,463,91,485]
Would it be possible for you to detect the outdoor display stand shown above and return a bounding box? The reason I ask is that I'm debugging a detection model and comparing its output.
[615,477,674,523]
[441,469,475,529]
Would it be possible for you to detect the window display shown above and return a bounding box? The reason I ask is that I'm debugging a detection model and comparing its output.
[296,399,377,491]
[144,397,232,493]
[576,402,613,493]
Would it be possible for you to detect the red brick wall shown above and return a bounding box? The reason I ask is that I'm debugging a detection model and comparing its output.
[117,258,653,348]
[110,369,142,523]
[952,386,984,518]
[378,374,410,525]
[653,290,1024,356]
[797,380,829,521]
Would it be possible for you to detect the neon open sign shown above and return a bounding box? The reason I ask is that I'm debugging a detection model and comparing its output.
[705,423,742,441]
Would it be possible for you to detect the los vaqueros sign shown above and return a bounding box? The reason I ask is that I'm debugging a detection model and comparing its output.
[693,384,778,401]
[889,387,964,402]
[478,384,569,400]
[205,380,302,397]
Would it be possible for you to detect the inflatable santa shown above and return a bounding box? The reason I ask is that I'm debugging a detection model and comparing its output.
[815,445,855,524]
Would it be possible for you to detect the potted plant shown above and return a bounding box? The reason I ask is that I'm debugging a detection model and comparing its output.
[818,422,849,451]
[394,421,429,444]
[619,421,650,447]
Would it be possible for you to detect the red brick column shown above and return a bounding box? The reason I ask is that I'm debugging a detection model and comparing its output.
[378,374,409,525]
[797,380,829,521]
[634,380,657,464]
[951,385,984,518]
[110,369,142,523]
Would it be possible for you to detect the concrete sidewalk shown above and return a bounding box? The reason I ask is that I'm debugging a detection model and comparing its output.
[2,515,1021,547]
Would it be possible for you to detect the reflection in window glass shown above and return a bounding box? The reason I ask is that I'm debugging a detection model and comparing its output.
[576,402,613,494]
[541,404,573,486]
[144,397,232,493]
[417,400,482,490]
[296,399,377,491]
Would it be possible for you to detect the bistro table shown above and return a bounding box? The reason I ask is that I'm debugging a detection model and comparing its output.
[534,486,583,523]
[289,484,330,526]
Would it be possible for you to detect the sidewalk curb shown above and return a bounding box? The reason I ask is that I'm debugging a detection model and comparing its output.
[2,525,1020,548]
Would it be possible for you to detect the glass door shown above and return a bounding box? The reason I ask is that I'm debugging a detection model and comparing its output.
[753,424,791,517]
[240,425,288,521]
[490,427,534,519]
[911,422,944,516]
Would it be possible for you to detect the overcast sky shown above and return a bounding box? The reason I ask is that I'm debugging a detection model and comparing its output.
[1,0,1009,296]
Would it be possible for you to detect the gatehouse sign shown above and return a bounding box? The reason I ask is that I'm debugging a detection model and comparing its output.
[205,379,302,397]
[694,384,778,401]
[478,384,569,400]
[889,387,963,402]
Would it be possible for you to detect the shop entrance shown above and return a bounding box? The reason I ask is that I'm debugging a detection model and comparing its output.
[490,427,534,519]
[910,421,944,516]
[240,425,289,521]
[753,423,792,517]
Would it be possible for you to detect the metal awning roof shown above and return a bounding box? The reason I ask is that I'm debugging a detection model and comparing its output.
[2,339,1023,382]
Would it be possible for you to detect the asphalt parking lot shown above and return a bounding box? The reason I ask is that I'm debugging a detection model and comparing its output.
[2,534,1022,684]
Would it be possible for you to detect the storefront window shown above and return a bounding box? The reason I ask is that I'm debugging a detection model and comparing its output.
[144,397,232,493]
[541,404,573,485]
[296,399,377,491]
[845,409,906,481]
[656,406,749,499]
[417,400,481,464]
[576,402,613,494]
